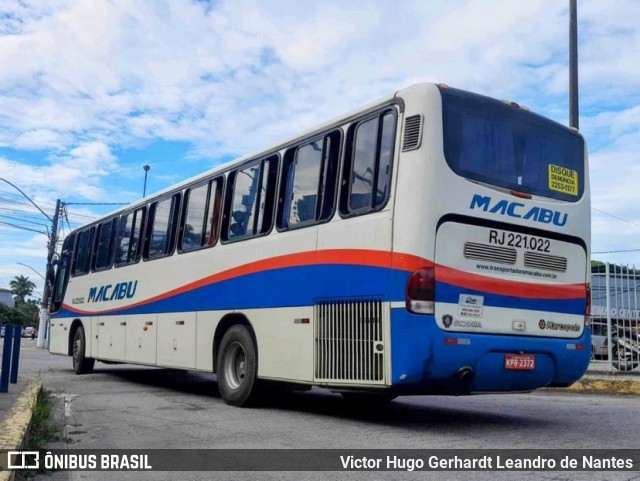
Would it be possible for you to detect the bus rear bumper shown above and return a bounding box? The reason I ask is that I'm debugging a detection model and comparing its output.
[390,309,590,394]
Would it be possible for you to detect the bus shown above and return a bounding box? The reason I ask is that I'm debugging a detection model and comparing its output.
[48,83,591,406]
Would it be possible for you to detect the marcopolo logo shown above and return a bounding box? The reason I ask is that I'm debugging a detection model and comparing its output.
[470,194,568,227]
[442,314,453,328]
[539,319,581,332]
[88,281,138,303]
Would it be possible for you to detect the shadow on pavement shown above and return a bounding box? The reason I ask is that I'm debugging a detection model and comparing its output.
[91,365,550,433]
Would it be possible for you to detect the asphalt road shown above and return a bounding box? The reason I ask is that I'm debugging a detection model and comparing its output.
[12,343,640,481]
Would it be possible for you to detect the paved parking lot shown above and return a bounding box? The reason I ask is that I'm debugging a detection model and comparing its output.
[7,346,640,480]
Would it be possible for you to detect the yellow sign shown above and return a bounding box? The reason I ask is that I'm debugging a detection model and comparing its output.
[548,164,578,196]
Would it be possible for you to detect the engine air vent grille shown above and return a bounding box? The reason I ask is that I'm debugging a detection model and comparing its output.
[463,242,517,265]
[524,251,567,272]
[401,114,423,151]
[314,300,385,384]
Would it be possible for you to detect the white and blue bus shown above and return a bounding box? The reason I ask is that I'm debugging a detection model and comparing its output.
[49,83,590,406]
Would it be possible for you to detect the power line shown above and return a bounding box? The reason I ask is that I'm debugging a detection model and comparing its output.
[0,214,50,229]
[592,207,640,229]
[0,178,53,222]
[65,202,128,206]
[0,209,52,222]
[592,249,640,254]
[0,220,48,235]
[65,211,97,220]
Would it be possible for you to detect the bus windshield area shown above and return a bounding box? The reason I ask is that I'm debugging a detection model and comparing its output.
[440,86,585,201]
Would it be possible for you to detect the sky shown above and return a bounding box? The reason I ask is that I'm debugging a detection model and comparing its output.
[0,0,639,299]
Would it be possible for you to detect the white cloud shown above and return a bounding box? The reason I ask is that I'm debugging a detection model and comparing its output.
[0,0,638,265]
[0,140,119,208]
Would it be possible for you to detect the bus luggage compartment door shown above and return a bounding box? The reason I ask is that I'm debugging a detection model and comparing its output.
[96,315,126,360]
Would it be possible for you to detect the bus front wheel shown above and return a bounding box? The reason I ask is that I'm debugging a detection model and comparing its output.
[217,325,262,407]
[72,326,95,375]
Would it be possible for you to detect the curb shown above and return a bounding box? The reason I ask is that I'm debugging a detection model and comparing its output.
[564,377,640,395]
[0,380,42,481]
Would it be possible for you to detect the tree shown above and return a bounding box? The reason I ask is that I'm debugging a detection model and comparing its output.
[0,299,40,328]
[10,275,36,304]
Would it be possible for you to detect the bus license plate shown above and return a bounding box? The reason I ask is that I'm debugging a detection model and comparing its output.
[504,354,535,370]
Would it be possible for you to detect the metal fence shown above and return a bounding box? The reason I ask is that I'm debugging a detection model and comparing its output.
[590,263,640,372]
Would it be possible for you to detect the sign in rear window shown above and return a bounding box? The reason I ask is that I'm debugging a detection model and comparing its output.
[548,164,578,196]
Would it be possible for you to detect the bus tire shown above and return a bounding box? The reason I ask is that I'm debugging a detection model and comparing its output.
[72,326,95,375]
[217,325,262,407]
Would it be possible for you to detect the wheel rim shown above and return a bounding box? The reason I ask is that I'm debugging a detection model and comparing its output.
[223,342,246,390]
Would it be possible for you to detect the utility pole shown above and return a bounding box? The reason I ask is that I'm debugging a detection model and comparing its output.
[569,0,579,129]
[37,199,61,348]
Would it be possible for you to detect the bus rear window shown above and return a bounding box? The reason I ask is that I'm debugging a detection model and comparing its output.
[440,87,585,201]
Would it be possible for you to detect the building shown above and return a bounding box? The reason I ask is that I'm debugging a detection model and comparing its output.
[0,288,14,308]
[591,264,639,327]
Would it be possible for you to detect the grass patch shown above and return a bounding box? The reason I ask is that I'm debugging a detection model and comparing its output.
[28,388,59,450]
[20,388,63,478]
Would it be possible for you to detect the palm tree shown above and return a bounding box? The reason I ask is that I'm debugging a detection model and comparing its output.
[10,275,36,304]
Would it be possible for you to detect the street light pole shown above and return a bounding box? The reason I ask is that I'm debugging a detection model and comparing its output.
[16,263,46,281]
[143,164,151,198]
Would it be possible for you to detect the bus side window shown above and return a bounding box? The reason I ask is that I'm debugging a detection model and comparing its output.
[93,218,117,271]
[340,109,397,216]
[208,178,223,246]
[115,212,134,266]
[225,156,278,241]
[182,182,209,251]
[376,113,395,206]
[229,163,260,239]
[114,207,146,267]
[180,177,222,252]
[72,227,95,277]
[146,194,181,260]
[51,232,76,312]
[277,130,341,230]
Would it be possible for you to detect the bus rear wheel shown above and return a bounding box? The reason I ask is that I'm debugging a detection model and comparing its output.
[72,326,95,375]
[217,325,262,407]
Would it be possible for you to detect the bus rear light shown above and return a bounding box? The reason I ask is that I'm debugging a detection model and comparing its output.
[406,267,435,314]
[585,284,591,315]
[585,284,591,327]
[510,190,532,199]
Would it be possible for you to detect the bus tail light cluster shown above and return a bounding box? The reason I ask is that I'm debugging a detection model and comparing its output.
[585,284,591,327]
[406,267,435,314]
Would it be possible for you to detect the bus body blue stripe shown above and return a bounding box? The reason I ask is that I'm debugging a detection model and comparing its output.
[55,264,584,317]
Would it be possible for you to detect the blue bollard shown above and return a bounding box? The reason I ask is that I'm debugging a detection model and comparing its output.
[0,324,14,393]
[10,325,21,384]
